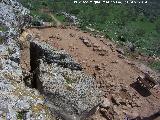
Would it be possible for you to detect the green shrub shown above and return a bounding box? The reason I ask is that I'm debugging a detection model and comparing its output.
[149,61,160,72]
[0,37,4,45]
[39,13,53,22]
[135,28,145,37]
[31,20,41,26]
[118,35,127,42]
[17,111,26,120]
[55,14,66,23]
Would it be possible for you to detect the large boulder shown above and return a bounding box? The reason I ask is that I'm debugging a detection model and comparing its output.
[30,39,102,120]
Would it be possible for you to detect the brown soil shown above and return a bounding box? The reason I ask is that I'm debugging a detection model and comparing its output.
[27,26,160,120]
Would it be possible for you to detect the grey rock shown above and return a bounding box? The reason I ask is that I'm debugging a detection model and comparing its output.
[79,36,92,47]
[30,39,102,120]
[0,0,53,119]
[116,48,125,55]
[101,98,111,108]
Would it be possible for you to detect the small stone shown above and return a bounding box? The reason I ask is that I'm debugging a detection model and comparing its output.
[116,48,125,55]
[111,60,118,63]
[118,54,125,59]
[49,35,54,38]
[95,65,102,71]
[101,98,111,108]
[69,33,75,37]
[79,36,92,47]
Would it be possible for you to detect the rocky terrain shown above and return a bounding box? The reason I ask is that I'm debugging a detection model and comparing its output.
[28,26,160,120]
[0,0,160,120]
[0,0,102,119]
[0,0,53,119]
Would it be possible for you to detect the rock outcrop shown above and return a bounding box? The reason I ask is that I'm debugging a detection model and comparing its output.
[0,0,53,119]
[30,39,102,120]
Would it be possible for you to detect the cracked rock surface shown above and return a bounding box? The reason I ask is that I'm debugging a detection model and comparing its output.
[30,39,102,120]
[0,0,53,119]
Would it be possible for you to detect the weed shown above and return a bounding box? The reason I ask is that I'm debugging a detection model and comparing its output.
[17,111,26,120]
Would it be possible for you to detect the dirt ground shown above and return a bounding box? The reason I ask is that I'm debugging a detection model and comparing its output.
[28,26,160,120]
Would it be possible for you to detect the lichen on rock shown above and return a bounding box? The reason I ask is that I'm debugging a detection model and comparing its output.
[30,39,102,120]
[0,0,53,119]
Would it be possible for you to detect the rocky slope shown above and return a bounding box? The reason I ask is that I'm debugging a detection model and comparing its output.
[0,0,54,119]
[0,0,102,119]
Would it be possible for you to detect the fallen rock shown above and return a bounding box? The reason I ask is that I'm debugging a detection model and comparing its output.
[49,35,55,38]
[94,65,102,71]
[99,107,118,120]
[101,98,111,108]
[79,36,92,47]
[118,54,125,59]
[126,41,136,52]
[116,48,125,55]
[111,60,119,64]
[69,33,75,37]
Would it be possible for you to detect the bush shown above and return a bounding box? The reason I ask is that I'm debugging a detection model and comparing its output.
[149,61,160,72]
[31,20,41,26]
[0,37,5,45]
[17,111,26,120]
[118,35,127,42]
[39,13,52,22]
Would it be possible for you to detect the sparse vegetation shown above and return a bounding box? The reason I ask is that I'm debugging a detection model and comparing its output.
[64,75,75,85]
[17,111,26,120]
[0,37,4,45]
[54,14,66,23]
[19,0,160,71]
[149,61,160,72]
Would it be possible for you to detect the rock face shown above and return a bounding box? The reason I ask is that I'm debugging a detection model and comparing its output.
[0,0,53,119]
[30,39,102,120]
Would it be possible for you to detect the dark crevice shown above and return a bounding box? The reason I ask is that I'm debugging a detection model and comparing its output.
[27,41,82,90]
[30,42,42,89]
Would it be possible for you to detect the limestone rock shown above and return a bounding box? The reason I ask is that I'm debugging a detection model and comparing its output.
[0,0,53,119]
[30,39,102,120]
[116,48,125,55]
[101,98,111,108]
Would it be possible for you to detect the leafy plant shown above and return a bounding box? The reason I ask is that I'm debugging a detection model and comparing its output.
[17,111,26,120]
[149,61,160,72]
[0,37,4,45]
